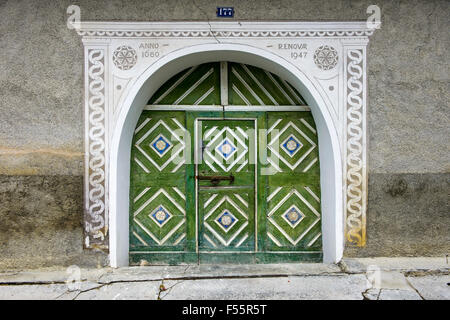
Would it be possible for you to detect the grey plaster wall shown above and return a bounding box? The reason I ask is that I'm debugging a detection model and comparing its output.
[0,175,107,270]
[0,0,448,269]
[345,173,449,257]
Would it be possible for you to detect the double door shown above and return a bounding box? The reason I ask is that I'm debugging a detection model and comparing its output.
[129,110,322,264]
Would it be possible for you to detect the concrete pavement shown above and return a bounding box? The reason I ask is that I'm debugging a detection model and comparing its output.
[0,257,448,300]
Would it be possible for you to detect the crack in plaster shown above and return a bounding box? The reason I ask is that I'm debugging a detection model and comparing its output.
[191,0,221,44]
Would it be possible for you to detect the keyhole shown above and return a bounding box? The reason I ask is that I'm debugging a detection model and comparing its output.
[201,141,207,155]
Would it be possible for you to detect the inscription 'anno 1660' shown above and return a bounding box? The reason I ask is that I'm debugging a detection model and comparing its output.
[139,42,161,58]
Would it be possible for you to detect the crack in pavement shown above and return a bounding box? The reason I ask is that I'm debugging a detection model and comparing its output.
[0,271,366,287]
[404,277,425,300]
[1,262,448,300]
[70,283,107,300]
[72,264,195,300]
[3,269,447,287]
[158,279,186,300]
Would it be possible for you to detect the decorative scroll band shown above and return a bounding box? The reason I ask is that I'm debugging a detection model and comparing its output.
[345,48,366,246]
[77,30,374,38]
[85,48,108,249]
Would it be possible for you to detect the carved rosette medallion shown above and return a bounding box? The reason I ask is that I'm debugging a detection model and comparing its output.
[112,45,137,70]
[314,45,338,70]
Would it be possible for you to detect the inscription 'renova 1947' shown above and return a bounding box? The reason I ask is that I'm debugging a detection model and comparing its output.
[278,43,308,59]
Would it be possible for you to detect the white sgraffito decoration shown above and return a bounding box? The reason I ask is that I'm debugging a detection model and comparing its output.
[345,48,366,246]
[76,21,375,258]
[85,47,107,249]
[112,45,138,70]
[314,45,339,70]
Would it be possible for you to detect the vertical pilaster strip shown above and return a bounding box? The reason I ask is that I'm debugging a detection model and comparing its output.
[344,44,367,247]
[84,44,109,250]
[220,61,228,105]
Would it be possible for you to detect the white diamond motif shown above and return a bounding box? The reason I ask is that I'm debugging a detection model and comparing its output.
[205,126,248,172]
[135,119,186,172]
[268,121,317,171]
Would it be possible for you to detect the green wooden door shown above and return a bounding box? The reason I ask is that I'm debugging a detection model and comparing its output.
[129,62,322,265]
[196,119,256,261]
[129,111,197,264]
[264,112,322,254]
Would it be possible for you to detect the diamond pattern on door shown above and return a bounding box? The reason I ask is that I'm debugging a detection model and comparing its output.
[266,187,321,249]
[130,63,322,264]
[130,111,187,253]
[200,192,254,250]
[202,125,249,173]
[149,204,172,227]
[215,209,238,232]
[132,186,186,247]
[282,205,305,228]
[265,112,321,252]
[216,138,237,160]
[150,134,173,157]
[134,116,187,173]
[267,116,319,172]
[281,135,303,158]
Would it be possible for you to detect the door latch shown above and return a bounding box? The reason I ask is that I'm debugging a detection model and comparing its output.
[196,174,235,186]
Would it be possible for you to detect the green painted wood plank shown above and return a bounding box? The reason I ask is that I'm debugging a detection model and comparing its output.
[147,62,307,107]
[228,62,307,106]
[148,63,221,105]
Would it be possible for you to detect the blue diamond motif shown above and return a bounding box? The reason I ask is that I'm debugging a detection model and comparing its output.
[283,206,304,228]
[282,135,302,157]
[151,135,171,156]
[150,205,171,226]
[217,210,237,230]
[217,139,237,159]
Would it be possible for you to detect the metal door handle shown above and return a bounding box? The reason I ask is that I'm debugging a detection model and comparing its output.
[196,175,235,186]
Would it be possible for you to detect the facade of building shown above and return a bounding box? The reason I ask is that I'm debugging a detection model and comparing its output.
[0,0,448,270]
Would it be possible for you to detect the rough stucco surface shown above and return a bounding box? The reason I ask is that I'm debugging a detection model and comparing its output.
[0,175,107,270]
[0,0,448,268]
[345,173,450,257]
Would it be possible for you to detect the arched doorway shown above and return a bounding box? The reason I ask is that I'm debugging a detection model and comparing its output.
[78,22,374,268]
[108,43,345,267]
[128,62,322,264]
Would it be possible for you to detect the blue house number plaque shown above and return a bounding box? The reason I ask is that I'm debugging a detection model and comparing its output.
[217,7,234,18]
